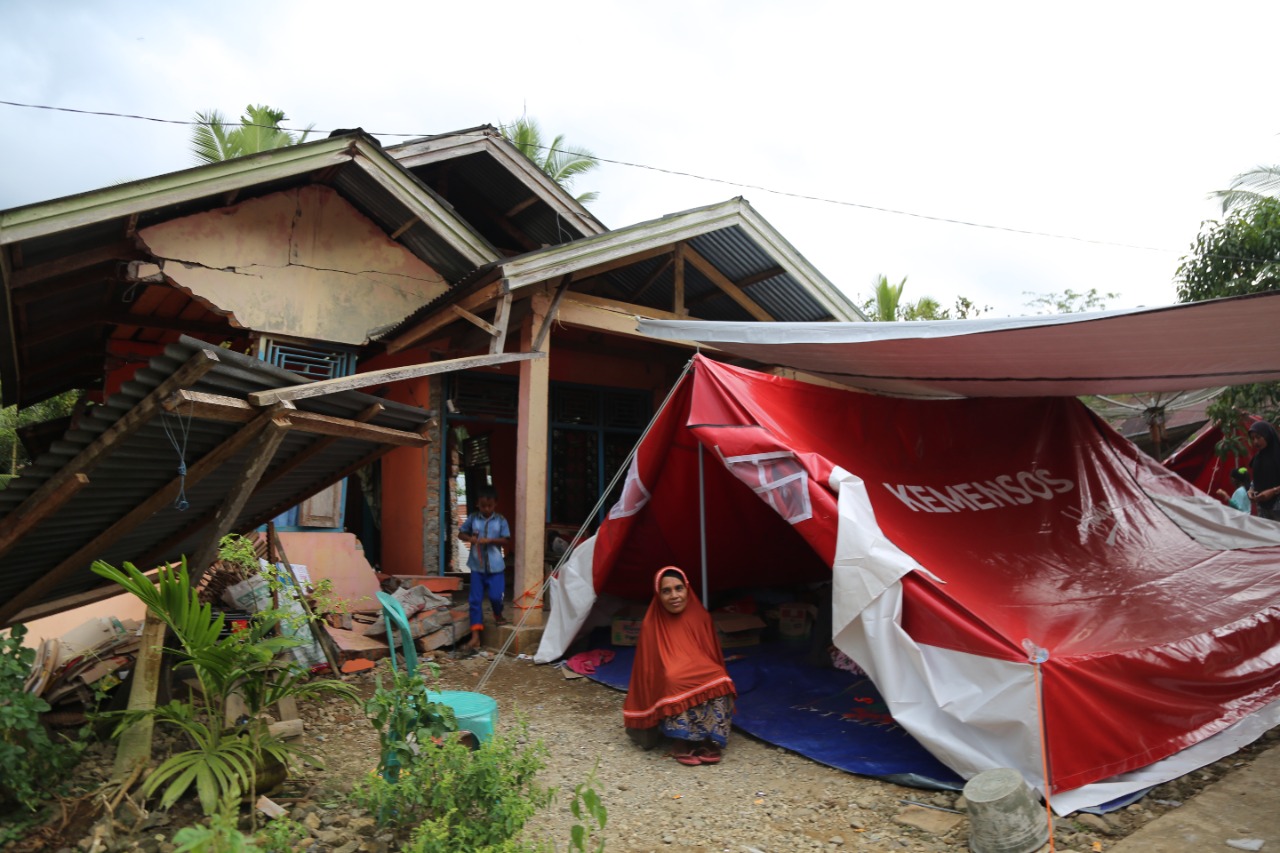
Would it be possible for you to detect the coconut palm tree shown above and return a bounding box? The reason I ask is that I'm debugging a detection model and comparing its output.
[500,117,600,205]
[867,274,907,321]
[190,104,313,165]
[1214,164,1280,213]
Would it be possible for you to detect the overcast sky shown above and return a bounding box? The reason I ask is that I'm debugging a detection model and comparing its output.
[2,1,1277,317]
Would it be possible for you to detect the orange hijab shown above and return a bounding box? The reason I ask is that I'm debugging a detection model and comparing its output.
[623,567,736,729]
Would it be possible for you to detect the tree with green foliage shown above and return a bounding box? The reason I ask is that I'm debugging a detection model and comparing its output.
[860,275,989,321]
[1177,196,1280,425]
[1214,164,1280,213]
[0,388,82,484]
[500,117,600,205]
[190,105,313,165]
[1022,288,1118,315]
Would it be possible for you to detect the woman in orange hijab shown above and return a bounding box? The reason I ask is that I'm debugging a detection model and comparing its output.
[623,567,736,765]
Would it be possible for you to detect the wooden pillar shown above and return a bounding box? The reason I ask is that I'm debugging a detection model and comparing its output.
[111,609,165,781]
[513,293,550,626]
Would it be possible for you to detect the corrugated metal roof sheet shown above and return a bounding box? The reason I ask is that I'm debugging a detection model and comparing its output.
[0,337,432,619]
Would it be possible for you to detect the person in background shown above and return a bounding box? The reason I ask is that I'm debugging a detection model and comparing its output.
[624,566,736,766]
[458,485,511,649]
[1248,421,1280,521]
[1215,467,1253,514]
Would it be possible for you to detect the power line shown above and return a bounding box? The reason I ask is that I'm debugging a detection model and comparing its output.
[0,98,1199,254]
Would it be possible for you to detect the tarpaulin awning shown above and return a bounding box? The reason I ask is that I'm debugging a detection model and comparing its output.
[636,292,1280,398]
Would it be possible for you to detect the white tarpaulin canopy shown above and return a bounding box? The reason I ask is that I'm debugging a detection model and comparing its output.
[637,292,1280,398]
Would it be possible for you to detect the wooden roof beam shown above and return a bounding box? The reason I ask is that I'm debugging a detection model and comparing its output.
[164,390,427,445]
[682,246,774,321]
[0,473,89,564]
[630,255,675,303]
[0,411,280,625]
[248,351,544,406]
[0,348,220,542]
[384,280,502,354]
[687,265,784,309]
[9,241,147,288]
[187,417,291,582]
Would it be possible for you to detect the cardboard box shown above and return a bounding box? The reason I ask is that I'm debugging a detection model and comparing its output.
[713,612,767,648]
[611,606,647,646]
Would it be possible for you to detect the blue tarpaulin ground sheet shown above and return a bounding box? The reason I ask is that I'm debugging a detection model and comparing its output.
[581,641,964,790]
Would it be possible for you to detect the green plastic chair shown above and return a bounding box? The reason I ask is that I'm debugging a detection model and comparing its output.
[377,591,419,675]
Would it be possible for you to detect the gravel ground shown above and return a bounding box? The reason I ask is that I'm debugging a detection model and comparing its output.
[12,649,1279,853]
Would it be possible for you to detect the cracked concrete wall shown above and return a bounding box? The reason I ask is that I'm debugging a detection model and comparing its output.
[138,185,448,345]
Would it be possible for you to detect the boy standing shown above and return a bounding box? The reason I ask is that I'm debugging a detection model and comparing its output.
[458,486,511,649]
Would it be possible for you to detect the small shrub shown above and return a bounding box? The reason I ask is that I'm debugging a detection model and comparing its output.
[0,624,83,812]
[352,718,551,851]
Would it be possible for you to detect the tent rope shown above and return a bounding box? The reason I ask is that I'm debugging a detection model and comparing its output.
[477,356,697,691]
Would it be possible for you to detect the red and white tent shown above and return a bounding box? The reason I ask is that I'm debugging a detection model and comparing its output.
[536,353,1280,811]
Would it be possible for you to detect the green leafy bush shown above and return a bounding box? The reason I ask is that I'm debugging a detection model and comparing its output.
[364,665,457,780]
[352,717,551,851]
[0,624,83,812]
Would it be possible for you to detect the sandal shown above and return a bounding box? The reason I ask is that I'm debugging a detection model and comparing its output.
[671,750,702,766]
[493,616,510,626]
[693,746,722,765]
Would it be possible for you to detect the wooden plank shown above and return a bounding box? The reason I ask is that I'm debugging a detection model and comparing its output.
[504,195,539,218]
[111,609,165,781]
[389,218,418,240]
[0,349,219,547]
[564,243,677,285]
[673,244,686,316]
[268,523,343,676]
[254,403,383,493]
[533,278,570,352]
[166,391,420,445]
[105,311,232,336]
[683,246,774,321]
[688,265,784,308]
[383,280,503,354]
[451,304,499,337]
[0,413,276,625]
[488,293,512,355]
[187,418,290,581]
[285,411,430,446]
[0,473,89,561]
[248,351,543,405]
[10,241,145,288]
[10,267,118,306]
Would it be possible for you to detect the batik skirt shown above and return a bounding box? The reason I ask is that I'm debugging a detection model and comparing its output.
[659,694,735,747]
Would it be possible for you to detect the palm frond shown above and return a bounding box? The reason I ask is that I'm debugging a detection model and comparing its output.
[1215,165,1280,212]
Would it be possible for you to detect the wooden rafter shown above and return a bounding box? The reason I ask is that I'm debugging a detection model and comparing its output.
[0,474,89,564]
[385,280,502,354]
[687,265,784,309]
[489,293,512,355]
[630,255,675,303]
[450,304,499,337]
[187,417,291,581]
[683,246,774,321]
[163,390,426,445]
[0,349,219,548]
[248,351,543,406]
[533,278,571,352]
[9,241,146,288]
[0,412,278,625]
[504,195,539,218]
[253,403,383,494]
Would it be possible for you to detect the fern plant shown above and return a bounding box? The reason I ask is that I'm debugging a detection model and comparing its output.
[92,558,358,815]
